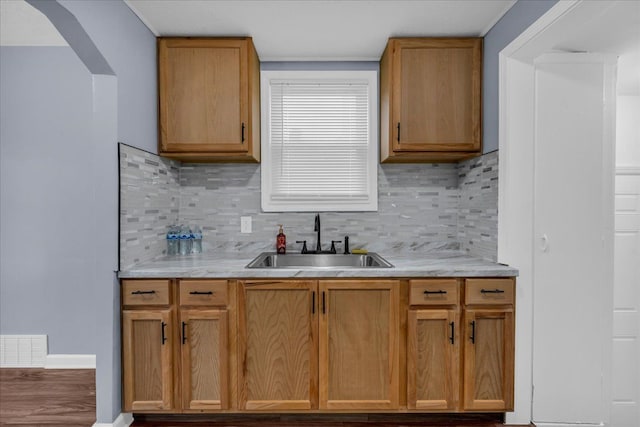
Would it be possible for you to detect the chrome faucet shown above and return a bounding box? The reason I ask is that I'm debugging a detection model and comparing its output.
[314,213,322,253]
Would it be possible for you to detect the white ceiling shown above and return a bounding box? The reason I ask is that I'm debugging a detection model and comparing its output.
[0,0,67,46]
[124,0,516,61]
[549,0,640,95]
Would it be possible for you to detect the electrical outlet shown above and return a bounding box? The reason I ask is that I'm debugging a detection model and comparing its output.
[240,216,252,233]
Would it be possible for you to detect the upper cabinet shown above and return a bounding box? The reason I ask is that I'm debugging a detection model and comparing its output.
[380,38,482,163]
[158,38,260,162]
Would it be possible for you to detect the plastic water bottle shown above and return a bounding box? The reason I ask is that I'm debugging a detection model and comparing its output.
[178,225,192,255]
[192,226,203,254]
[166,225,179,256]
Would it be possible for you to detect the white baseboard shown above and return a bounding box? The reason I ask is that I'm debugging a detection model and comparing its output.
[93,412,133,427]
[45,354,96,369]
[535,423,604,427]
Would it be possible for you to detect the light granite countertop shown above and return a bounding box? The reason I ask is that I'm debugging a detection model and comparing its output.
[118,251,518,279]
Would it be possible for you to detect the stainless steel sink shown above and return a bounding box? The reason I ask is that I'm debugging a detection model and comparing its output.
[245,252,393,269]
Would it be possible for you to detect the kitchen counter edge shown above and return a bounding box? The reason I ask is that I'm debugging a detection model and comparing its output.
[118,252,518,279]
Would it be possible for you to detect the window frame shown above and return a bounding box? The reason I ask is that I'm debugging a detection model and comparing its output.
[260,69,379,212]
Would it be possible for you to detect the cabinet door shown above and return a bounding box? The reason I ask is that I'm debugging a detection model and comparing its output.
[392,38,481,153]
[407,309,459,410]
[318,280,399,410]
[159,38,248,153]
[180,309,228,411]
[238,280,318,410]
[462,308,514,411]
[122,309,174,411]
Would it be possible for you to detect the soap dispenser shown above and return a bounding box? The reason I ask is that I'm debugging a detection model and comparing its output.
[276,224,286,254]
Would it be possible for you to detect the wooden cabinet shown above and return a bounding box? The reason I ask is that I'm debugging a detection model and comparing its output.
[407,279,460,411]
[380,38,482,163]
[318,280,399,410]
[122,279,231,413]
[178,280,230,411]
[238,280,318,410]
[158,37,260,162]
[122,280,174,412]
[462,278,515,411]
[237,279,399,411]
[122,276,514,416]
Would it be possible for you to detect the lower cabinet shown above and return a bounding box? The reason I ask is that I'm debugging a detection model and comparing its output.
[122,276,514,415]
[122,308,174,411]
[180,308,228,410]
[238,280,318,410]
[237,279,399,411]
[462,278,515,411]
[406,279,460,411]
[122,279,230,413]
[406,278,515,412]
[318,280,399,410]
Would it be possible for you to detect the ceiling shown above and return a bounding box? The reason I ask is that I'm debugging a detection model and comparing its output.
[548,0,640,95]
[0,0,67,46]
[123,0,516,61]
[1,0,637,93]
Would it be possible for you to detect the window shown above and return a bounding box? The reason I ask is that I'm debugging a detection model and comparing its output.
[260,70,378,212]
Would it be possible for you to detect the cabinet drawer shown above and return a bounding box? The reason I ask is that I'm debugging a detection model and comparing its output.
[179,280,228,306]
[465,278,515,305]
[409,279,459,306]
[122,280,171,306]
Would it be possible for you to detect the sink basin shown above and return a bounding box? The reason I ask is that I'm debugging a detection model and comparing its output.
[245,252,394,269]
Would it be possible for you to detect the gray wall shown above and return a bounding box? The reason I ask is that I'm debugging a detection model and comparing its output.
[0,47,96,354]
[482,0,558,152]
[59,0,157,152]
[0,0,156,424]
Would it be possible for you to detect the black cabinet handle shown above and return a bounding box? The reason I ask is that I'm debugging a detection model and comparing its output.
[131,290,155,295]
[397,122,400,142]
[241,123,245,143]
[481,288,505,294]
[322,291,326,314]
[424,290,447,295]
[189,291,213,295]
[312,291,316,314]
[449,321,455,345]
[470,320,476,344]
[161,322,167,345]
[182,321,187,345]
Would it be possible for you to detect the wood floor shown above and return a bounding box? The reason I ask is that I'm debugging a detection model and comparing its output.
[0,368,96,427]
[0,369,527,427]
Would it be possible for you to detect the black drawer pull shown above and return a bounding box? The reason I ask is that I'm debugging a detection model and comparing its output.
[182,321,187,345]
[449,321,455,345]
[480,288,505,294]
[312,291,316,314]
[470,320,476,344]
[322,291,326,314]
[131,290,156,295]
[161,322,167,345]
[189,291,213,295]
[424,290,447,295]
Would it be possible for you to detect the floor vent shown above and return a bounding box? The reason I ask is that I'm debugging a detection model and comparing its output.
[0,335,47,367]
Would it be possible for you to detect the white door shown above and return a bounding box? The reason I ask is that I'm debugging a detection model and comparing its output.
[532,54,616,425]
[612,170,640,426]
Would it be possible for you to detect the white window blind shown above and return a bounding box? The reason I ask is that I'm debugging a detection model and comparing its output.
[261,70,378,212]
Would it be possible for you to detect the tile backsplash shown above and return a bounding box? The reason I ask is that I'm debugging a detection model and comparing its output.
[119,144,180,269]
[119,144,499,268]
[458,151,499,261]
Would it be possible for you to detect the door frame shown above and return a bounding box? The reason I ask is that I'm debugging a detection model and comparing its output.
[498,0,616,424]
